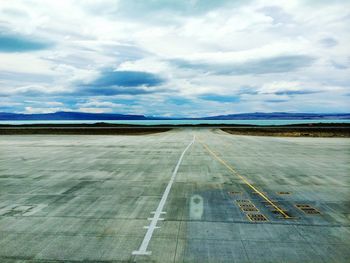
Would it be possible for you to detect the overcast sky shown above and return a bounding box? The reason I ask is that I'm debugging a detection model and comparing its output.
[0,0,349,117]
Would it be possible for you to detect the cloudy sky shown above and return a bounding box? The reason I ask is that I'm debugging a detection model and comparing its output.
[0,0,349,117]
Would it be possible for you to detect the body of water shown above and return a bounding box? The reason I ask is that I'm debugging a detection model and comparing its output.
[1,119,350,126]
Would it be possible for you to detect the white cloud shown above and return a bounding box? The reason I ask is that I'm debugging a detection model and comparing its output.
[23,106,71,114]
[76,99,124,108]
[259,81,302,94]
[77,107,113,113]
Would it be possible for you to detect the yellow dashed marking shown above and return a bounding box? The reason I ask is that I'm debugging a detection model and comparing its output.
[199,140,291,219]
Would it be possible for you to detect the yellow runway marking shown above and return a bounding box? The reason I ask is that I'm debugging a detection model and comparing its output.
[199,139,291,219]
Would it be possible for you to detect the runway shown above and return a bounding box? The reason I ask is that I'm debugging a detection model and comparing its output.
[0,129,349,262]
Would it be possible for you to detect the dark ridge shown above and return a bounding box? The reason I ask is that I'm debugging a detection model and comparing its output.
[1,111,350,120]
[0,111,148,120]
[198,112,350,120]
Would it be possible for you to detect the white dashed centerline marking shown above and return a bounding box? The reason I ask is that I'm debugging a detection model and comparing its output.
[132,135,195,256]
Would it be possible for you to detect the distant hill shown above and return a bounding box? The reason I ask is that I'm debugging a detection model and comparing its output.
[0,111,148,120]
[0,111,349,120]
[198,112,350,120]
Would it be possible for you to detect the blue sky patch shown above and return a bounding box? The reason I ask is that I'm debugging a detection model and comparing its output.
[199,94,240,103]
[167,97,192,105]
[0,33,50,52]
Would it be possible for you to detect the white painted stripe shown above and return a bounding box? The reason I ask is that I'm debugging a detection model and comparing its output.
[151,211,166,214]
[132,135,195,256]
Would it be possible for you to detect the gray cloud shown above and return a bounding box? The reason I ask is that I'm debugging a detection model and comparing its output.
[0,85,52,97]
[319,37,338,48]
[172,55,316,75]
[0,71,54,84]
[331,60,348,69]
[258,6,294,25]
[104,44,152,62]
[265,99,289,103]
[237,86,259,95]
[83,70,165,88]
[74,70,165,96]
[44,43,150,69]
[76,86,159,96]
[274,90,319,96]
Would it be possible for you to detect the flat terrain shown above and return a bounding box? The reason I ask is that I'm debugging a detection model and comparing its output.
[0,129,349,262]
[0,125,170,135]
[222,123,350,137]
[1,123,350,137]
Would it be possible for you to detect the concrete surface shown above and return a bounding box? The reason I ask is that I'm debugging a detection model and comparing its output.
[0,128,349,262]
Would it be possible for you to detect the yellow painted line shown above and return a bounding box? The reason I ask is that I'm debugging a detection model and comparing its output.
[199,139,291,219]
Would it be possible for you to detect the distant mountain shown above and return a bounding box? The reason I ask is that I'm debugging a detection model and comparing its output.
[198,112,350,120]
[0,111,148,120]
[0,111,349,120]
